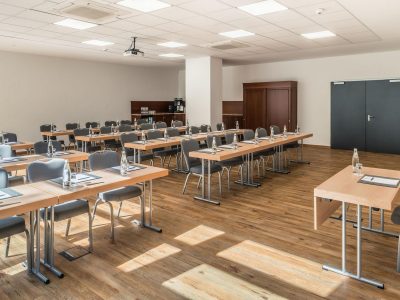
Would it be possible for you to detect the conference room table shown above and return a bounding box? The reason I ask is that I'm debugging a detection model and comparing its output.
[313,165,400,289]
[189,132,313,205]
[2,141,34,154]
[0,163,168,284]
[0,150,89,173]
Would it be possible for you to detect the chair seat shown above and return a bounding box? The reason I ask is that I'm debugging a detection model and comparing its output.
[217,157,243,167]
[391,206,400,224]
[190,163,222,175]
[100,186,142,202]
[0,216,25,239]
[41,200,89,222]
[8,175,25,185]
[154,148,179,157]
[256,148,275,157]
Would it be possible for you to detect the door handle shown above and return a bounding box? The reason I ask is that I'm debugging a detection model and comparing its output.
[367,115,375,122]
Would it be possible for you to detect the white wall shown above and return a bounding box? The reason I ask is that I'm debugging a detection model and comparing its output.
[0,50,179,141]
[222,50,400,146]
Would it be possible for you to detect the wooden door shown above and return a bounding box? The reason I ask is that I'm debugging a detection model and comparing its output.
[243,88,266,130]
[266,89,290,131]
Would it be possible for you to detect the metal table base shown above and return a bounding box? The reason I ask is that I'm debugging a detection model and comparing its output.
[194,159,220,205]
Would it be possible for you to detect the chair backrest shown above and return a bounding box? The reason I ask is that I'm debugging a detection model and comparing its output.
[89,151,119,171]
[0,145,12,158]
[73,128,89,137]
[118,124,132,132]
[206,135,222,148]
[256,127,268,137]
[120,120,132,125]
[137,119,148,125]
[147,130,163,140]
[225,133,234,144]
[34,141,62,154]
[40,124,56,132]
[243,129,255,141]
[0,168,8,188]
[2,133,17,143]
[156,122,167,129]
[270,125,281,134]
[66,123,78,130]
[166,128,179,137]
[216,123,223,131]
[181,139,200,169]
[100,126,112,134]
[105,121,117,127]
[27,158,65,183]
[200,125,208,133]
[140,123,153,130]
[172,120,183,127]
[190,126,200,134]
[85,122,98,128]
[120,132,138,145]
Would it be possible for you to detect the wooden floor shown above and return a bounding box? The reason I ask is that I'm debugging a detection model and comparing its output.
[1,146,400,299]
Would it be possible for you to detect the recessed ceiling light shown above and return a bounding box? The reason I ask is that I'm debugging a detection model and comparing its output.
[117,0,170,12]
[159,53,184,58]
[301,30,336,39]
[54,18,97,30]
[158,41,187,48]
[219,30,255,38]
[238,0,288,16]
[82,40,114,46]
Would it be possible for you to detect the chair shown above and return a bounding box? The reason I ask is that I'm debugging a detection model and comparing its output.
[270,125,281,134]
[200,125,209,133]
[0,168,31,261]
[225,132,234,144]
[0,145,25,184]
[181,139,222,195]
[34,141,62,155]
[0,144,12,158]
[140,123,153,130]
[216,123,223,131]
[137,119,148,125]
[73,128,100,153]
[190,126,200,134]
[89,151,144,241]
[105,121,117,127]
[206,136,243,190]
[242,130,264,177]
[100,127,118,150]
[119,133,154,164]
[66,123,78,148]
[85,122,98,129]
[40,124,57,141]
[172,120,183,127]
[120,120,132,125]
[27,159,92,252]
[2,133,17,143]
[156,122,167,129]
[256,127,276,173]
[147,130,179,168]
[391,207,400,272]
[118,124,132,133]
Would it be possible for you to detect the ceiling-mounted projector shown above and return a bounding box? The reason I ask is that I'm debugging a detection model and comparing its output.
[123,37,144,56]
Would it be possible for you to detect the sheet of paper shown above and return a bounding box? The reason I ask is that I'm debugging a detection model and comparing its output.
[361,175,400,187]
[0,190,11,200]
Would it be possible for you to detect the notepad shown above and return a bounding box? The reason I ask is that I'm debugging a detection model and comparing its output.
[0,188,22,200]
[111,165,141,172]
[241,140,257,144]
[0,157,26,163]
[359,175,400,188]
[258,137,270,140]
[197,148,222,153]
[53,152,71,156]
[218,144,240,150]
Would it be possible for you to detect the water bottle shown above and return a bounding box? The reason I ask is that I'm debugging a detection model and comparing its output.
[63,160,72,187]
[152,121,156,130]
[111,124,115,134]
[172,120,176,128]
[89,124,93,137]
[171,119,174,128]
[352,148,360,173]
[207,125,211,133]
[270,126,275,140]
[283,125,287,138]
[0,131,4,144]
[221,122,225,131]
[233,133,238,149]
[47,140,53,157]
[134,118,137,129]
[255,129,259,143]
[186,119,189,127]
[296,124,300,135]
[78,121,81,129]
[235,120,239,130]
[120,148,129,176]
[189,126,192,138]
[164,128,169,140]
[141,131,146,144]
[117,120,120,126]
[212,137,217,154]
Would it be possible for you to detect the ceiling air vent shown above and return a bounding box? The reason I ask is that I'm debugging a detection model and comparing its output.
[209,40,249,50]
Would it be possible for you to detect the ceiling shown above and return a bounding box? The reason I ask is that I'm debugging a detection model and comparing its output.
[0,0,399,67]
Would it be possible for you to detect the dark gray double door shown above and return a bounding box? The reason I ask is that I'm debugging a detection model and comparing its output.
[331,79,400,154]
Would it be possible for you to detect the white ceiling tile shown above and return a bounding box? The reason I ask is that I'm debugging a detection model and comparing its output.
[2,16,47,29]
[309,11,354,24]
[178,16,219,28]
[27,28,63,38]
[294,1,343,17]
[179,0,231,14]
[125,14,169,26]
[0,22,30,33]
[0,3,25,15]
[314,35,349,46]
[247,23,282,35]
[208,8,251,22]
[0,0,45,9]
[107,19,145,31]
[39,24,78,34]
[228,17,269,28]
[290,24,327,34]
[218,0,260,6]
[279,0,329,8]
[16,10,63,23]
[135,26,169,37]
[151,6,197,21]
[154,21,188,33]
[87,25,126,36]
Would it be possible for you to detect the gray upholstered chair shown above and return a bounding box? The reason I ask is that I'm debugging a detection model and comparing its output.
[66,123,78,148]
[181,139,222,195]
[120,120,132,125]
[270,125,281,134]
[40,124,57,141]
[200,125,209,133]
[0,168,30,260]
[255,127,276,174]
[190,126,200,134]
[34,141,62,155]
[85,122,98,129]
[206,135,243,190]
[0,144,12,158]
[147,130,179,167]
[118,124,132,132]
[2,133,17,143]
[391,207,400,272]
[105,121,117,127]
[216,123,223,131]
[243,129,255,140]
[172,120,183,127]
[140,123,153,130]
[0,145,25,184]
[156,122,167,129]
[27,159,92,252]
[225,132,234,144]
[137,119,148,125]
[89,151,143,241]
[119,133,154,164]
[242,130,265,178]
[100,126,118,149]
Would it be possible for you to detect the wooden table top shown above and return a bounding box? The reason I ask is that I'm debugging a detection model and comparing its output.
[33,164,169,204]
[0,150,89,172]
[189,132,312,162]
[5,141,34,151]
[0,184,58,219]
[314,165,400,211]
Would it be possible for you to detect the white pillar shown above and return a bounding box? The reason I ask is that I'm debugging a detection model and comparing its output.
[185,56,222,128]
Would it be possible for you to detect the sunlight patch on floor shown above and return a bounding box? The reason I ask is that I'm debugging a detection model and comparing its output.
[217,240,346,298]
[174,225,224,246]
[163,264,286,300]
[117,243,181,272]
[0,263,26,276]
